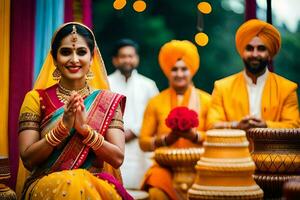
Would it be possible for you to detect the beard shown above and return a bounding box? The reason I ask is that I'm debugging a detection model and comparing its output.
[243,58,268,75]
[117,64,136,76]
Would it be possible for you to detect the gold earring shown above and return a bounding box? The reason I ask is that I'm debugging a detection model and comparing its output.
[52,68,61,81]
[86,70,94,80]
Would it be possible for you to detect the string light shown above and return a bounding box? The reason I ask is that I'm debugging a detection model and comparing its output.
[113,0,127,10]
[133,0,147,12]
[197,2,212,14]
[195,1,212,47]
[195,32,209,46]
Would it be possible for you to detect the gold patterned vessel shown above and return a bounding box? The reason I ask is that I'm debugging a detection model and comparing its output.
[0,156,17,200]
[247,128,300,199]
[188,129,263,200]
[154,147,204,198]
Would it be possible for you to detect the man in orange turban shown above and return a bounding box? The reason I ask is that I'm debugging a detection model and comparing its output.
[159,40,200,78]
[139,40,211,200]
[207,19,299,130]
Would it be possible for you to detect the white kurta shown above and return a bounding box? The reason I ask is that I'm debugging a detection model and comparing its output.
[243,69,268,118]
[108,69,159,189]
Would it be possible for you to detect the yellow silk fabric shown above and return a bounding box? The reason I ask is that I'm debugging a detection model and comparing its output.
[16,91,40,197]
[207,72,300,129]
[0,0,10,156]
[25,169,121,200]
[235,19,281,58]
[19,91,40,115]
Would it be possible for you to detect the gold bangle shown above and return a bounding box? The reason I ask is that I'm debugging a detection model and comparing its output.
[59,120,69,132]
[92,134,104,151]
[52,127,65,140]
[51,131,62,145]
[50,130,61,143]
[45,134,53,146]
[45,132,59,146]
[83,127,93,144]
[89,132,99,147]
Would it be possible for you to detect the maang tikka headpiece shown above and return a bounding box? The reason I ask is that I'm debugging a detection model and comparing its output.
[71,25,78,47]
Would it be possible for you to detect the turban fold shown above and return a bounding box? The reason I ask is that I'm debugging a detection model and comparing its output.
[158,40,200,77]
[235,19,281,58]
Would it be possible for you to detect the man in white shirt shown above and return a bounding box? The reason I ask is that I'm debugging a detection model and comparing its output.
[108,39,159,189]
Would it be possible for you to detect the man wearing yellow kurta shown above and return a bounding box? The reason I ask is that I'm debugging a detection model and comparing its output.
[139,40,211,200]
[207,19,299,130]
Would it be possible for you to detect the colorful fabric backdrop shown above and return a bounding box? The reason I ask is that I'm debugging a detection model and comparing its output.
[0,0,92,191]
[0,0,10,158]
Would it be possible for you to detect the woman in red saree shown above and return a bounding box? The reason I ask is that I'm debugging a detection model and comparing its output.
[18,22,133,200]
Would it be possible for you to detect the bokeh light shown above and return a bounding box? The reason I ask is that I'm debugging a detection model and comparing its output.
[113,0,127,10]
[133,0,147,12]
[198,2,212,14]
[195,32,209,46]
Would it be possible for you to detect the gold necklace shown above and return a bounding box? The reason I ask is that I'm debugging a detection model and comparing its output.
[56,83,91,104]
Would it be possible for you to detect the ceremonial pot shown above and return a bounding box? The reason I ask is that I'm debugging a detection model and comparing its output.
[188,129,263,200]
[247,128,300,199]
[154,147,204,196]
[0,156,17,200]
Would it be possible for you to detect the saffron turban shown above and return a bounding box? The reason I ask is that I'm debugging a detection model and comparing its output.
[235,19,281,58]
[158,40,200,77]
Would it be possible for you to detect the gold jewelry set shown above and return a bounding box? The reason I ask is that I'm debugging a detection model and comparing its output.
[52,69,94,81]
[56,83,91,104]
[45,120,69,147]
[82,125,105,151]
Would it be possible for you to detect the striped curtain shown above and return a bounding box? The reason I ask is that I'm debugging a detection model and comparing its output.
[64,0,92,28]
[0,0,10,159]
[33,0,64,80]
[9,0,36,189]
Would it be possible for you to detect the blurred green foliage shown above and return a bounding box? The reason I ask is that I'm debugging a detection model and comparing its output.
[93,0,299,99]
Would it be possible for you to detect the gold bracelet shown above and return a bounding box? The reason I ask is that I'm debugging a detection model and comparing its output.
[59,120,69,132]
[92,134,104,151]
[83,126,93,144]
[89,132,99,147]
[52,127,65,140]
[50,130,61,143]
[45,131,60,146]
[45,133,55,146]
